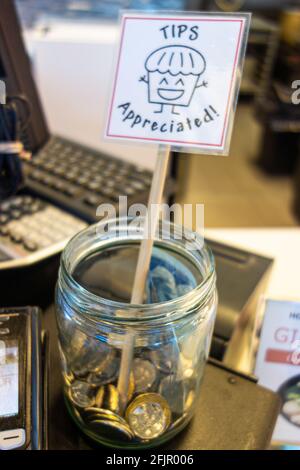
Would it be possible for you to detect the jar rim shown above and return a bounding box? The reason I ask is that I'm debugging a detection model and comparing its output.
[59,217,216,322]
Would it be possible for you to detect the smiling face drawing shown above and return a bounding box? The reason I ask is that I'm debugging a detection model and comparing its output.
[144,45,206,109]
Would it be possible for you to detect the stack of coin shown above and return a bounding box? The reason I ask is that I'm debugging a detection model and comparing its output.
[82,407,134,442]
[61,339,197,445]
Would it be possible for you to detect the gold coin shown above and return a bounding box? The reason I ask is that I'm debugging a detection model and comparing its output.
[95,386,105,408]
[125,393,171,440]
[94,384,121,413]
[89,418,133,441]
[103,384,120,414]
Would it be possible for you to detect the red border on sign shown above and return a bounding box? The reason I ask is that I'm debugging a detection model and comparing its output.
[106,16,245,149]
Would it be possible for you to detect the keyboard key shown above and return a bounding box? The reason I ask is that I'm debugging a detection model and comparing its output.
[0,226,9,236]
[64,185,80,197]
[52,180,65,191]
[0,214,9,225]
[31,170,44,181]
[84,195,103,207]
[10,232,22,244]
[11,210,22,220]
[23,240,38,252]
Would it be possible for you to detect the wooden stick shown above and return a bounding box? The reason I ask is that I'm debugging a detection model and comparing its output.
[117,144,171,411]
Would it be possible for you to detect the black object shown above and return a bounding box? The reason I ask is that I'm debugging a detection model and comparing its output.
[0,306,44,450]
[206,239,273,361]
[0,101,24,199]
[43,303,280,450]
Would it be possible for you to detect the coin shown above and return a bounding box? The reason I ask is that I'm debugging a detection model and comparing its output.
[89,419,133,441]
[87,355,120,386]
[125,393,171,440]
[133,358,156,393]
[68,380,95,409]
[95,384,120,413]
[63,370,75,387]
[70,335,116,378]
[95,386,105,408]
[82,407,121,423]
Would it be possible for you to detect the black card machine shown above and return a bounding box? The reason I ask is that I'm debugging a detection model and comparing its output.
[0,307,46,450]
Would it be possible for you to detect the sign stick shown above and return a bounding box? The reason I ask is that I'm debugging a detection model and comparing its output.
[117,144,171,411]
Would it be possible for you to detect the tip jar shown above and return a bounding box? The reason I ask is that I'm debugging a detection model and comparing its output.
[55,217,217,448]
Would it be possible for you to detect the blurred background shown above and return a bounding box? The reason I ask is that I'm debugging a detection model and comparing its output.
[14,0,300,228]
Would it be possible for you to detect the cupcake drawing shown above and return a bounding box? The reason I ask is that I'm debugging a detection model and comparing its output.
[140,45,207,115]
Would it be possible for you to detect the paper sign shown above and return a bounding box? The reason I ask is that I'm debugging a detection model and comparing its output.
[105,13,250,154]
[254,299,300,446]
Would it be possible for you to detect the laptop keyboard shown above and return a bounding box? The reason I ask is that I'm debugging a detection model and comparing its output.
[23,136,153,222]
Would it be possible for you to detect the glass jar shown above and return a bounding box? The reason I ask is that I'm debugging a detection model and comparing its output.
[55,217,217,449]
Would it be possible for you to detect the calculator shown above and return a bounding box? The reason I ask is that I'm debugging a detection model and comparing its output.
[0,194,87,269]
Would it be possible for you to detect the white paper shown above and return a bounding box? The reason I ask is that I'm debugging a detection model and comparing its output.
[254,299,300,446]
[105,12,250,155]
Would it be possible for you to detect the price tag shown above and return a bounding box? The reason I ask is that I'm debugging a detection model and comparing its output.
[105,12,250,155]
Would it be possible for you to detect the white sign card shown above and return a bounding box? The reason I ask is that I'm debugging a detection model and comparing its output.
[254,299,300,446]
[105,12,250,155]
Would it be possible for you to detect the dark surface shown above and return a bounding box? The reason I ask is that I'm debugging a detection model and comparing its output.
[43,304,280,450]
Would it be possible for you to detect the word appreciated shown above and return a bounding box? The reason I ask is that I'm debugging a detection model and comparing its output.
[118,102,219,134]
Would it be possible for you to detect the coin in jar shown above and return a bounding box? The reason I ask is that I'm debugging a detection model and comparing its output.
[63,369,75,387]
[132,358,156,393]
[87,355,120,386]
[82,407,121,423]
[125,393,171,440]
[89,418,133,441]
[68,380,95,409]
[99,384,120,414]
[71,337,116,378]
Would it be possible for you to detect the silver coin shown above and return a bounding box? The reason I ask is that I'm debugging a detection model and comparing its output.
[133,358,156,393]
[125,393,171,440]
[87,356,120,386]
[70,334,116,378]
[68,380,95,409]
